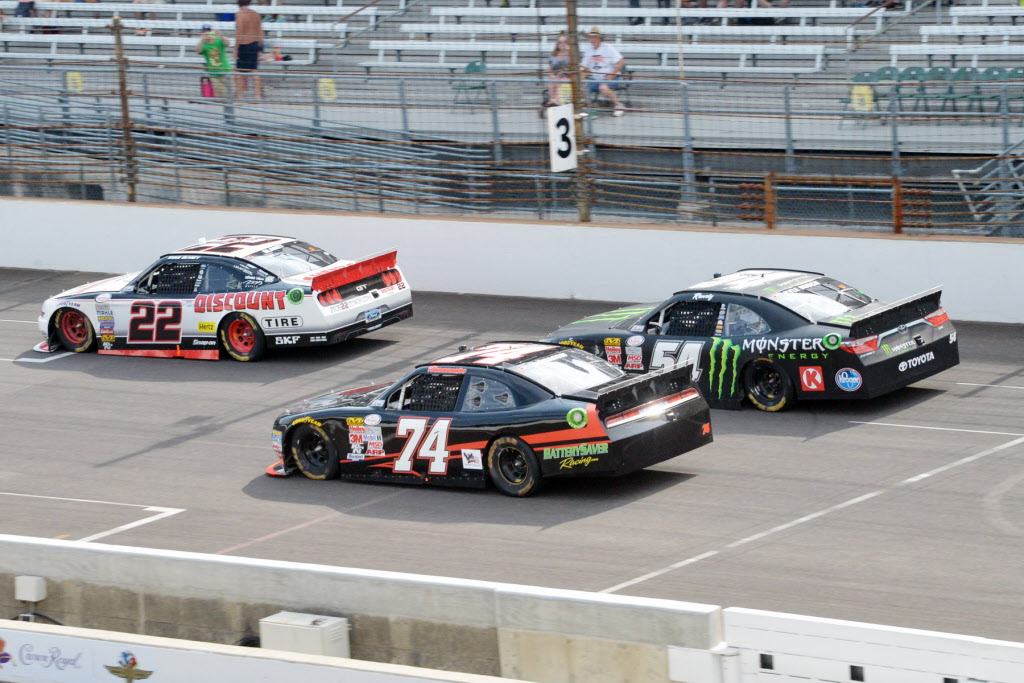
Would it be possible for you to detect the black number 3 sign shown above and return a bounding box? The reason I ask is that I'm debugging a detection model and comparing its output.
[546,104,577,173]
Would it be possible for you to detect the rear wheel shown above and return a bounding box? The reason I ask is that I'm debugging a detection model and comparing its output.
[220,312,265,362]
[487,436,542,497]
[54,308,96,353]
[289,423,339,480]
[743,358,794,412]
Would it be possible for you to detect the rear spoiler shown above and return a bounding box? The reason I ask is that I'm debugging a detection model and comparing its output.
[310,250,398,293]
[564,363,695,414]
[838,287,943,339]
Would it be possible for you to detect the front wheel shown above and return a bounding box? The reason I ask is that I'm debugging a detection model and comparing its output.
[54,308,96,353]
[487,436,542,497]
[289,423,339,480]
[219,312,265,362]
[743,358,794,412]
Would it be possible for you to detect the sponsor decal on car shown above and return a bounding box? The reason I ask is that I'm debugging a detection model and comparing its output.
[691,293,714,301]
[559,340,584,349]
[624,351,644,371]
[462,449,483,470]
[272,430,283,453]
[899,351,934,372]
[192,339,217,346]
[292,416,322,428]
[882,340,917,356]
[625,335,645,347]
[274,336,299,345]
[194,291,288,313]
[799,366,825,392]
[365,414,382,426]
[198,321,215,333]
[566,407,588,429]
[567,307,654,326]
[309,335,327,343]
[346,417,364,426]
[55,300,81,308]
[707,338,740,398]
[96,293,111,303]
[742,337,828,354]
[835,368,863,392]
[101,334,115,343]
[543,442,609,460]
[366,307,382,322]
[559,455,600,470]
[287,288,305,305]
[262,316,302,329]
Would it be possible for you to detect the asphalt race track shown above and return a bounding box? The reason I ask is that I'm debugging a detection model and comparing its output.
[2,268,1023,642]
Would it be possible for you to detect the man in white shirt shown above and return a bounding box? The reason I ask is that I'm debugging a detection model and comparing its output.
[581,27,626,117]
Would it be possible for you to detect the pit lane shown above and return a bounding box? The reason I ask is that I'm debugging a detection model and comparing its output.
[2,267,1023,641]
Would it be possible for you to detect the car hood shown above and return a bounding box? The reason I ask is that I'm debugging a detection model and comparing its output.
[545,303,659,338]
[54,272,139,299]
[282,382,393,415]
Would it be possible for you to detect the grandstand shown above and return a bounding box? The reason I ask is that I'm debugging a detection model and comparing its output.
[0,0,1022,234]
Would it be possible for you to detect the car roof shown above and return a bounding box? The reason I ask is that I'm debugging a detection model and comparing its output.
[420,342,564,370]
[165,234,298,260]
[677,268,825,297]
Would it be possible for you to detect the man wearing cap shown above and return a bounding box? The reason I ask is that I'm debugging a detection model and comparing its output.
[582,27,626,117]
[196,24,232,98]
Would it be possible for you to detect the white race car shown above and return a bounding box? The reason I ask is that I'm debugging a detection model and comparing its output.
[36,234,412,361]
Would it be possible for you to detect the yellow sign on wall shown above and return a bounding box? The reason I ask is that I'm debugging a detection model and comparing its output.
[850,85,875,113]
[316,78,337,103]
[65,72,84,93]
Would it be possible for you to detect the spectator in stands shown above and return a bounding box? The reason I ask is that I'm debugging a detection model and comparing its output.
[234,0,264,100]
[196,24,232,98]
[14,0,37,18]
[581,27,625,117]
[629,0,673,26]
[547,32,571,106]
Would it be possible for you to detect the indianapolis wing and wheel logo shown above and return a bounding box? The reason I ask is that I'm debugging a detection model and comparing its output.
[105,652,153,680]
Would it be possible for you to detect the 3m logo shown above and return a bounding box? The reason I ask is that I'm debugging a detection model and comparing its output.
[799,366,825,392]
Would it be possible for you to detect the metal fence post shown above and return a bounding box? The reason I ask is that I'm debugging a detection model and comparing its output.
[566,0,592,222]
[783,85,796,174]
[399,78,410,140]
[488,79,503,165]
[892,176,904,234]
[764,172,776,230]
[681,81,697,206]
[111,17,137,202]
[889,91,902,177]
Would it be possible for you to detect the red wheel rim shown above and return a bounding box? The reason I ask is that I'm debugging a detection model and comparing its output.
[60,310,88,344]
[228,319,255,353]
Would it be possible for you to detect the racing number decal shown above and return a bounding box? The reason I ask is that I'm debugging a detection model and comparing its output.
[128,301,183,343]
[555,118,572,159]
[394,417,453,474]
[650,340,705,381]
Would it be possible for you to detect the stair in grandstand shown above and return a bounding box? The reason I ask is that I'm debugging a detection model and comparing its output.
[952,139,1024,236]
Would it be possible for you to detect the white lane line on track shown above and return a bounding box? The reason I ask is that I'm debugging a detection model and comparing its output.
[0,319,36,324]
[77,507,185,543]
[957,382,1024,390]
[0,492,185,543]
[214,490,408,556]
[0,353,73,363]
[600,432,1024,594]
[849,421,1024,437]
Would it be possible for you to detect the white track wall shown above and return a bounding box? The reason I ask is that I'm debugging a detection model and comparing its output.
[1,198,1021,323]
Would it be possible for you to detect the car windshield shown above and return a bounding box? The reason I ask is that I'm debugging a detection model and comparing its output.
[248,240,339,278]
[514,350,624,395]
[771,277,872,322]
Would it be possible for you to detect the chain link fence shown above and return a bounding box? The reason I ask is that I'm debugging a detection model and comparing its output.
[1,51,1022,236]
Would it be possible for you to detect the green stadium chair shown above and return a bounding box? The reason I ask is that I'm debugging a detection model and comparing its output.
[452,60,488,105]
[898,66,929,111]
[948,66,980,112]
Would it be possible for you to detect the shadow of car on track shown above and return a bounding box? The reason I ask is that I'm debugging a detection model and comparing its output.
[711,385,949,443]
[239,468,697,528]
[15,337,400,385]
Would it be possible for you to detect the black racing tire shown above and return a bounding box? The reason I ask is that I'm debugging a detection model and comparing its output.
[219,311,266,362]
[289,422,339,480]
[53,307,97,353]
[487,436,542,497]
[743,357,795,412]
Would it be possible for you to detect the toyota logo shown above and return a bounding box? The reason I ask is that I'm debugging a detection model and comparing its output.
[898,361,908,372]
[898,324,907,333]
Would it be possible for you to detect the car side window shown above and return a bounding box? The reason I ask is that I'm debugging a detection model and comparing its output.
[136,262,202,296]
[461,376,517,413]
[723,304,771,336]
[387,373,465,412]
[199,262,276,294]
[661,302,722,337]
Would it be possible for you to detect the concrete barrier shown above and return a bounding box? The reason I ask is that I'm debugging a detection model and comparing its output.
[0,535,722,683]
[0,618,522,683]
[1,198,1022,323]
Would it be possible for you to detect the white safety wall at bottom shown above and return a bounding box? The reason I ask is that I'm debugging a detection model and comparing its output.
[691,607,1024,683]
[0,619,519,683]
[1,198,1023,323]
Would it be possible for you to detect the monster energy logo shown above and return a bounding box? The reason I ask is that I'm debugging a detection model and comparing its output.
[567,306,653,325]
[708,338,741,399]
